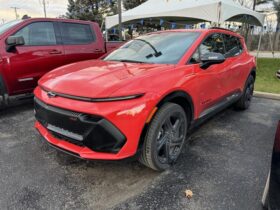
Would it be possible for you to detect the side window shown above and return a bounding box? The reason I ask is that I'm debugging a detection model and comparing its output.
[60,23,95,45]
[189,33,225,64]
[14,22,57,46]
[200,33,225,56]
[189,49,200,64]
[223,34,243,58]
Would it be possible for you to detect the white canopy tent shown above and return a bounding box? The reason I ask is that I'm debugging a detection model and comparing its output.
[105,0,266,29]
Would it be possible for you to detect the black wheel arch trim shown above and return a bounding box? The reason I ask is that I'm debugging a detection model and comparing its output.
[136,90,194,154]
[0,73,7,95]
[242,67,256,91]
[156,90,194,124]
[250,67,256,80]
[0,73,8,108]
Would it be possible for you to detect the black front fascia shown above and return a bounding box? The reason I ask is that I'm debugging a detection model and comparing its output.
[34,97,126,153]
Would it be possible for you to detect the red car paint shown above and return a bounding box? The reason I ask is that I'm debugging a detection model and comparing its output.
[0,18,121,106]
[34,28,256,160]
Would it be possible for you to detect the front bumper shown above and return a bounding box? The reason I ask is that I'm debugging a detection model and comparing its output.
[34,97,126,154]
[34,87,155,160]
[35,121,128,160]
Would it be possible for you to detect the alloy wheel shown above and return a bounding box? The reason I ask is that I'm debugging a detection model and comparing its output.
[156,112,187,164]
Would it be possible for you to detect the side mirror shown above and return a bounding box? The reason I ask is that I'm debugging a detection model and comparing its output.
[200,52,225,69]
[6,36,25,52]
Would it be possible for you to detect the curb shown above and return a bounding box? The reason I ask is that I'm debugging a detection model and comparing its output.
[254,91,280,101]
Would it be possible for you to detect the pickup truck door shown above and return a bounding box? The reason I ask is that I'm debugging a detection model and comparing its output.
[59,22,105,64]
[7,21,64,94]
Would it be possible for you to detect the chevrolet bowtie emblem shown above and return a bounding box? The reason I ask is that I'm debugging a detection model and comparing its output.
[47,91,56,98]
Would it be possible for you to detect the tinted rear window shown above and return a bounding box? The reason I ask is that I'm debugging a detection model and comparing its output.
[223,34,243,57]
[60,23,95,45]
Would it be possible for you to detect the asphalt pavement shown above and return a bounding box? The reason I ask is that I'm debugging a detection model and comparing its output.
[0,97,279,210]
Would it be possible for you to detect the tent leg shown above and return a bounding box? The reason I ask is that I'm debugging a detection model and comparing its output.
[105,28,108,42]
[257,27,263,58]
[104,20,108,42]
[268,32,275,58]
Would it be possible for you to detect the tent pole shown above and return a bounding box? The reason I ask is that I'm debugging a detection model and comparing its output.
[105,20,108,42]
[256,26,263,58]
[257,15,267,59]
[217,1,222,26]
[268,32,275,58]
[101,19,104,32]
[118,0,122,41]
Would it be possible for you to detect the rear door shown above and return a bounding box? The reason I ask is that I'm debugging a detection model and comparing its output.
[59,22,105,64]
[222,34,245,94]
[8,21,64,94]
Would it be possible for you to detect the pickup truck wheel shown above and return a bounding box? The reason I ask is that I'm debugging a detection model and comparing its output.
[235,75,254,110]
[138,103,188,171]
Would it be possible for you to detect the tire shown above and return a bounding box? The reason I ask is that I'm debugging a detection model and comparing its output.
[138,103,188,171]
[235,75,255,110]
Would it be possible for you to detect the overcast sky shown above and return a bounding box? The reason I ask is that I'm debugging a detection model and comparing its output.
[0,0,68,23]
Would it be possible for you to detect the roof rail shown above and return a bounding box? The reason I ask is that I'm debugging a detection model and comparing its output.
[210,27,234,32]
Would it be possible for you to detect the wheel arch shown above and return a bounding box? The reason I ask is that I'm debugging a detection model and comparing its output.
[156,90,194,125]
[137,90,195,152]
[0,73,8,108]
[250,67,256,80]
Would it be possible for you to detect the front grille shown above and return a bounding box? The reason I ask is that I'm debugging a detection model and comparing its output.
[50,131,84,147]
[34,97,126,153]
[35,97,82,118]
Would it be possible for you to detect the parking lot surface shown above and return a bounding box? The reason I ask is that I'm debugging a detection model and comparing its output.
[0,97,279,210]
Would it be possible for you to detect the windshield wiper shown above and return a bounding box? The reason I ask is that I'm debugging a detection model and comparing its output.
[135,39,162,59]
[109,59,146,63]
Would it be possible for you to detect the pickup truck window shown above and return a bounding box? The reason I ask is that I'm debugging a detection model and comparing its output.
[0,20,23,35]
[14,22,57,46]
[60,23,95,45]
[104,32,200,64]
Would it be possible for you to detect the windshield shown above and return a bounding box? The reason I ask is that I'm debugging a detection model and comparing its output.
[104,32,201,64]
[0,20,23,35]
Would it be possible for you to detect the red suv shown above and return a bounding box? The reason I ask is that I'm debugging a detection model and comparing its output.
[0,18,121,108]
[34,28,256,171]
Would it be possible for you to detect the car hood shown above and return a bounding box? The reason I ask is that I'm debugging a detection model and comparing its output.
[39,60,175,98]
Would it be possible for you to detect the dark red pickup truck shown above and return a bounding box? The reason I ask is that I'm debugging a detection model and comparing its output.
[0,18,121,108]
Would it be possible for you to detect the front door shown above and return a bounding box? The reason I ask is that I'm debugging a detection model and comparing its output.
[190,33,231,117]
[8,21,64,94]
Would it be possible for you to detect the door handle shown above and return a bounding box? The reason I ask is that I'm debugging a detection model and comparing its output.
[49,50,62,54]
[93,49,102,53]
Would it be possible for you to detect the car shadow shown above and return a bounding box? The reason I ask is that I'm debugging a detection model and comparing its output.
[0,102,34,118]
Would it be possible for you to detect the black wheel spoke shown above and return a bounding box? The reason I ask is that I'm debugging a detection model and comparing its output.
[173,119,181,133]
[156,111,187,164]
[170,141,182,147]
[165,141,170,163]
[157,134,168,152]
[165,117,173,131]
[173,135,184,143]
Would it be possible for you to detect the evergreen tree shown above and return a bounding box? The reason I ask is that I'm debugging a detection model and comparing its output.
[66,0,117,25]
[123,0,147,10]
